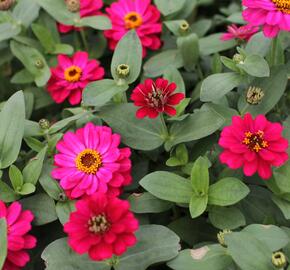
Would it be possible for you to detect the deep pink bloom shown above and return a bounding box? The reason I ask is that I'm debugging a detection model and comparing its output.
[130,78,185,119]
[221,24,259,41]
[242,0,290,38]
[47,51,104,105]
[104,0,162,57]
[0,201,36,270]
[64,193,138,261]
[52,123,132,199]
[58,0,103,33]
[219,113,289,180]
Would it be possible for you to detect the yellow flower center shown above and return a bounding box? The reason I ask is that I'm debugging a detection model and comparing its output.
[64,65,82,82]
[272,0,290,14]
[88,214,110,234]
[242,130,269,153]
[124,11,143,29]
[75,149,102,174]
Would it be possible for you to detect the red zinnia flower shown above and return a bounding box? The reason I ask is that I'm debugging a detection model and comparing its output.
[64,193,139,261]
[47,51,104,105]
[219,113,289,180]
[221,24,259,41]
[130,78,185,119]
[0,201,36,270]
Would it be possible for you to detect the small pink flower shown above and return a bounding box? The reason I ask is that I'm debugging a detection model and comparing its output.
[104,0,162,57]
[221,24,259,41]
[52,123,132,199]
[219,113,289,180]
[58,0,103,33]
[242,0,290,38]
[47,51,104,105]
[64,193,139,261]
[0,201,36,270]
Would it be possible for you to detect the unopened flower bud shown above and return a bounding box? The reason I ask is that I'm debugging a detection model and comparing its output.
[233,53,245,64]
[179,21,190,33]
[34,59,44,69]
[116,64,130,78]
[65,0,80,12]
[246,86,264,105]
[58,192,67,202]
[272,252,287,268]
[38,119,50,130]
[217,229,232,247]
[0,0,14,10]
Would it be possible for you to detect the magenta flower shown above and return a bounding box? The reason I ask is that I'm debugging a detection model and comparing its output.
[104,0,162,57]
[219,113,289,179]
[221,24,259,41]
[52,123,132,199]
[47,51,104,105]
[64,193,139,261]
[242,0,290,38]
[0,201,36,270]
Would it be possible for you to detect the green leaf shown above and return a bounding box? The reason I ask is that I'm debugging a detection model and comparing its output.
[167,245,233,270]
[245,32,272,57]
[154,0,186,16]
[22,146,47,185]
[12,0,40,27]
[0,218,7,269]
[31,23,56,53]
[237,55,270,78]
[0,181,19,202]
[20,193,57,225]
[225,232,277,270]
[208,177,250,206]
[10,41,50,87]
[128,192,173,213]
[177,33,199,71]
[238,66,288,116]
[191,157,209,195]
[56,200,76,224]
[0,23,21,43]
[243,224,289,251]
[140,171,193,203]
[82,79,128,107]
[163,67,185,94]
[189,194,208,218]
[272,195,290,220]
[9,165,23,191]
[76,15,112,30]
[18,183,36,195]
[100,103,165,151]
[24,137,44,152]
[200,72,246,102]
[111,30,142,84]
[167,109,224,148]
[208,206,246,230]
[115,225,180,270]
[272,162,290,194]
[144,50,184,77]
[0,91,25,169]
[41,238,110,270]
[11,69,35,84]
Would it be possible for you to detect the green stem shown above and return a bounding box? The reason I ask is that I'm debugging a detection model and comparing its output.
[270,36,278,66]
[160,114,169,139]
[80,29,89,52]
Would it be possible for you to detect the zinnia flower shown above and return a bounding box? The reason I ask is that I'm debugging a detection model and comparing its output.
[58,0,103,33]
[0,201,36,270]
[104,0,162,57]
[219,113,289,179]
[52,123,132,199]
[130,78,185,119]
[221,24,259,41]
[64,193,139,261]
[47,51,104,105]
[242,0,290,38]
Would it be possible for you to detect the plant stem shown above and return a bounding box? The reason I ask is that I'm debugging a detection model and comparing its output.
[160,114,169,139]
[270,36,278,66]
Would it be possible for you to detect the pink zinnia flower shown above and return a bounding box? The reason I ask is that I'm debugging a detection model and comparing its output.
[104,0,162,57]
[242,0,290,38]
[52,123,132,199]
[58,0,103,33]
[64,193,138,261]
[221,24,259,41]
[47,51,104,105]
[130,78,185,119]
[219,113,289,180]
[0,201,36,270]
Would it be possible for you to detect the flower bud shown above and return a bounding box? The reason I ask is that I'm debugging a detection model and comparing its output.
[34,59,44,69]
[65,0,80,12]
[272,252,287,269]
[58,192,67,202]
[217,229,232,247]
[116,64,130,78]
[38,119,50,130]
[246,86,264,105]
[233,53,245,64]
[0,0,14,10]
[179,21,190,33]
